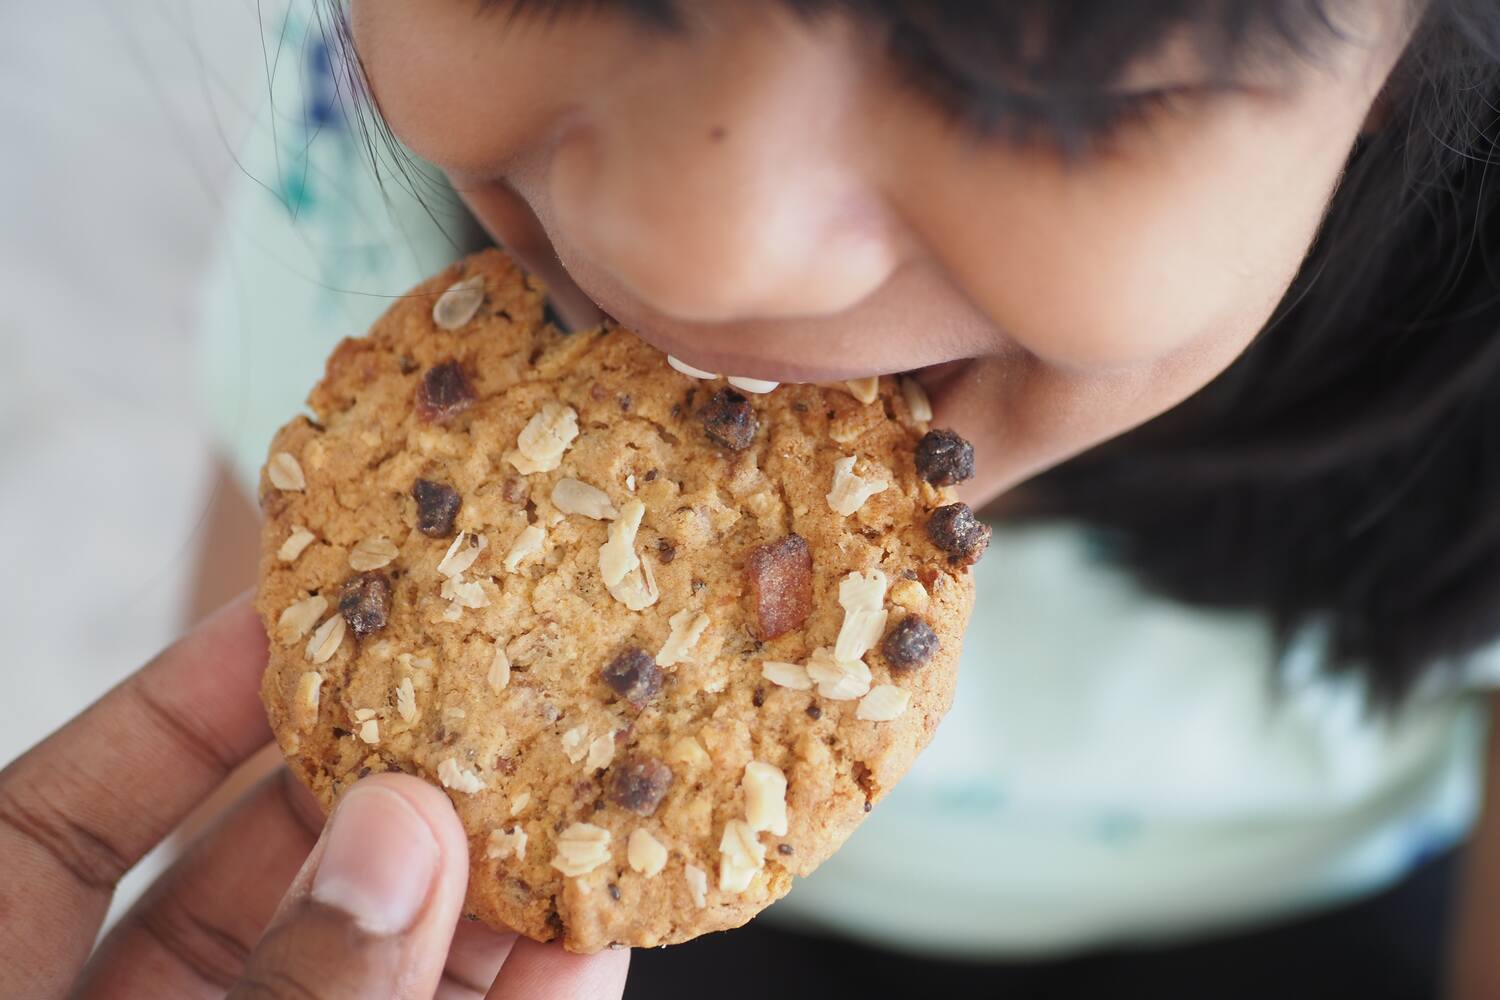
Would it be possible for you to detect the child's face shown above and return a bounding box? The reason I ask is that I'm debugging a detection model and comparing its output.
[351,3,1409,505]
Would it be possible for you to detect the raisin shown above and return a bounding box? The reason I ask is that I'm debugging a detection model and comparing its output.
[882,615,939,670]
[415,360,476,423]
[412,479,462,537]
[926,503,991,566]
[339,571,392,639]
[745,534,813,640]
[601,647,662,710]
[607,755,674,816]
[700,388,758,451]
[914,429,975,486]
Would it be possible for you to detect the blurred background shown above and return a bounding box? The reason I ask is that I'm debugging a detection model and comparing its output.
[0,0,266,915]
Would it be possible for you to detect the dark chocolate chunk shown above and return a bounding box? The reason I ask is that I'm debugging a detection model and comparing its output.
[601,647,662,710]
[914,429,976,486]
[415,360,476,423]
[412,479,462,537]
[700,388,759,451]
[745,534,813,640]
[606,755,674,816]
[882,615,939,670]
[339,571,392,639]
[926,503,991,566]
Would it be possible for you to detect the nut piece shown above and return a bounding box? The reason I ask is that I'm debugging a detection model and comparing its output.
[267,452,305,491]
[915,429,976,486]
[900,376,933,422]
[488,644,511,692]
[700,388,759,451]
[339,571,392,639]
[552,478,618,520]
[835,570,889,663]
[760,660,813,691]
[486,824,528,862]
[502,524,546,573]
[416,360,477,423]
[277,595,328,643]
[507,402,579,475]
[857,684,911,722]
[292,671,322,731]
[586,732,617,772]
[889,577,930,614]
[551,823,612,878]
[395,677,418,723]
[348,536,399,572]
[718,819,766,892]
[437,532,487,578]
[607,755,674,816]
[357,718,380,744]
[278,526,316,563]
[305,614,346,664]
[437,757,485,794]
[684,864,709,908]
[412,479,463,538]
[805,646,872,700]
[602,646,663,709]
[668,736,711,770]
[433,273,485,330]
[657,609,710,667]
[743,761,789,836]
[926,503,992,565]
[601,500,660,610]
[627,828,669,877]
[745,534,813,640]
[826,455,889,517]
[882,615,939,670]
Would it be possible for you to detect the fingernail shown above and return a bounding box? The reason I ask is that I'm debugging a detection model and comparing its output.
[311,782,440,935]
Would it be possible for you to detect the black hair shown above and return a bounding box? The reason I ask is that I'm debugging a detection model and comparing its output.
[327,0,1500,703]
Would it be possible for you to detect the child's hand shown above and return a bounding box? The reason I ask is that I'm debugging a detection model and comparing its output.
[0,595,629,999]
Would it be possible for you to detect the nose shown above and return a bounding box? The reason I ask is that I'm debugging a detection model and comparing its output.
[545,21,900,324]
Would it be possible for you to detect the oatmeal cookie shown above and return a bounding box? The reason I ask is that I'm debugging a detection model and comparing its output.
[255,249,980,952]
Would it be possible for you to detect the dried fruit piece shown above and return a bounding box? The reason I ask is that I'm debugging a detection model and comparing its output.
[507,402,579,475]
[267,451,305,491]
[602,646,663,709]
[900,376,933,422]
[627,828,668,877]
[339,571,392,639]
[432,273,485,330]
[305,614,346,664]
[552,478,618,520]
[657,609,710,667]
[857,684,911,722]
[700,388,758,451]
[743,761,788,836]
[915,429,976,486]
[416,360,477,423]
[745,534,813,640]
[826,455,889,517]
[552,823,611,877]
[926,503,992,565]
[487,825,528,862]
[413,479,462,537]
[348,536,399,572]
[882,615,938,670]
[277,595,328,643]
[718,819,766,892]
[278,526,316,563]
[760,660,812,691]
[438,757,485,794]
[607,755,674,816]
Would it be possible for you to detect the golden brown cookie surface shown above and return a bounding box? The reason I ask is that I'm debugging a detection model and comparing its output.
[256,250,978,952]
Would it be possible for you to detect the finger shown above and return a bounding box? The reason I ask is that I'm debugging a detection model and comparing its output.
[0,593,270,998]
[73,769,321,998]
[229,773,472,1000]
[484,938,631,1000]
[436,921,517,998]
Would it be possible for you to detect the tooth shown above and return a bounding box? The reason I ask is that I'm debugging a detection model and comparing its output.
[726,376,779,394]
[668,355,719,380]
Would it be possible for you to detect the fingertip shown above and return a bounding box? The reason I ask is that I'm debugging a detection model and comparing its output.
[349,772,471,868]
[487,937,631,1000]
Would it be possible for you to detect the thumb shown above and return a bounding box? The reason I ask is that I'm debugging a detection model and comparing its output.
[230,773,470,1000]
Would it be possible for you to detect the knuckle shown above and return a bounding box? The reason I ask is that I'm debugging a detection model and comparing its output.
[138,893,251,990]
[0,774,128,891]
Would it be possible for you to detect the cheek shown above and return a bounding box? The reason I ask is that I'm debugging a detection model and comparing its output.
[905,97,1365,373]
